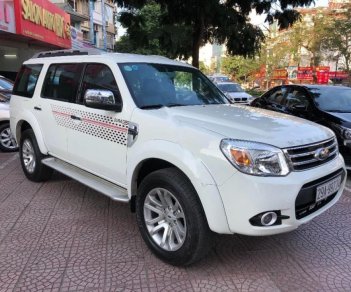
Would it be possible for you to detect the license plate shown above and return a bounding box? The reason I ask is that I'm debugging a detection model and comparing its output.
[316,175,342,203]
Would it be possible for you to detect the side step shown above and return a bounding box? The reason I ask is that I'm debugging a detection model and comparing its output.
[42,157,129,203]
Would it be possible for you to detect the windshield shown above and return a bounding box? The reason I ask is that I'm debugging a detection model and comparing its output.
[217,83,244,93]
[119,63,228,108]
[0,78,13,90]
[309,87,351,112]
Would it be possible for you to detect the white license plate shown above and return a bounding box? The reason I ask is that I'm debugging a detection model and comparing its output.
[316,175,342,203]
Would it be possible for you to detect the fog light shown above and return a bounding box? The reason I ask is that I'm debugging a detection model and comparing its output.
[260,212,278,226]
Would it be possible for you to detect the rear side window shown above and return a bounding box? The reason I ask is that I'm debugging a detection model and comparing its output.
[42,63,84,103]
[13,64,43,98]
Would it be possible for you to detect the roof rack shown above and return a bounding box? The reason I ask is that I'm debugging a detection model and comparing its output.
[33,49,103,59]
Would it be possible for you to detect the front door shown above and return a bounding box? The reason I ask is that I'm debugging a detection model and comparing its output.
[66,63,130,187]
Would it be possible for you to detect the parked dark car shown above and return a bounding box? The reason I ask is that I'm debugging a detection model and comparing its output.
[0,75,13,100]
[251,85,351,168]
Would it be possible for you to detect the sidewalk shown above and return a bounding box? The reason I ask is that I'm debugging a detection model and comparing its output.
[0,152,350,291]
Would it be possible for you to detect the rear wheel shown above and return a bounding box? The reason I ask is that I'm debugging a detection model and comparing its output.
[136,168,213,266]
[0,123,18,152]
[19,129,53,182]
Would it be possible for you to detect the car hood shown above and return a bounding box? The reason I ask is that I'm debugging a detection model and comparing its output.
[226,92,252,98]
[169,104,333,148]
[326,111,351,123]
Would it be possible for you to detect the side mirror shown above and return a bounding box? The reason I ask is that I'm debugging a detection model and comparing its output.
[84,89,122,112]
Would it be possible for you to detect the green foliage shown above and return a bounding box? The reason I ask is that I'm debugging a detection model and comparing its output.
[221,56,261,82]
[322,4,351,72]
[117,0,315,67]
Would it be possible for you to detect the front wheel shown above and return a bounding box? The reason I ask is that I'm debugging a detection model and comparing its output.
[0,123,18,152]
[19,129,53,182]
[136,168,213,266]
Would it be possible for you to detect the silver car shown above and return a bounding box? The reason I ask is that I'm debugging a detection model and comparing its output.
[216,82,254,105]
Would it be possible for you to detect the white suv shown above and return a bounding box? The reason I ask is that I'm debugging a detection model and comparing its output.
[10,50,346,266]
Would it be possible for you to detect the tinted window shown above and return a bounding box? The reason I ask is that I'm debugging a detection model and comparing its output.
[119,63,227,108]
[0,77,13,90]
[265,87,287,105]
[309,87,351,112]
[42,63,84,102]
[13,64,43,98]
[80,64,119,102]
[285,88,310,108]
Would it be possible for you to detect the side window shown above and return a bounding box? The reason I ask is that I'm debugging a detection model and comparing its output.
[285,88,310,108]
[265,87,287,105]
[80,64,120,102]
[13,64,43,98]
[41,63,84,103]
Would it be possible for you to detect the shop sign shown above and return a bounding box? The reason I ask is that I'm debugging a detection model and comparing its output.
[0,0,16,33]
[254,65,266,79]
[272,69,287,80]
[14,0,71,48]
[315,66,330,84]
[287,66,298,80]
[329,71,349,79]
[297,67,313,80]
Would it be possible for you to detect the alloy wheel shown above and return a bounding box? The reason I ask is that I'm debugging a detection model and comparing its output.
[0,127,17,150]
[22,139,36,173]
[143,188,187,251]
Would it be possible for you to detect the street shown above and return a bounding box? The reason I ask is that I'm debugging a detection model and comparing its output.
[0,151,351,291]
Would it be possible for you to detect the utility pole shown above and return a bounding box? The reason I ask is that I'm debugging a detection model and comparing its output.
[101,0,107,51]
[89,0,94,45]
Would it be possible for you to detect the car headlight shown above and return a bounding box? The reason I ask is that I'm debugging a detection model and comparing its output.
[332,123,351,140]
[220,139,290,176]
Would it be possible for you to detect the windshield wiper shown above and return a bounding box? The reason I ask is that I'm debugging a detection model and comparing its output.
[327,110,351,113]
[139,103,186,110]
[139,104,165,110]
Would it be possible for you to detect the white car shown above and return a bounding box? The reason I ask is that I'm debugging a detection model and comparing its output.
[216,82,254,104]
[10,50,346,266]
[0,93,18,152]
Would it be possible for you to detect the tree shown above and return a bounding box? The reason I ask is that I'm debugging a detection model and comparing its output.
[116,0,315,68]
[221,56,261,83]
[115,2,167,55]
[322,4,351,73]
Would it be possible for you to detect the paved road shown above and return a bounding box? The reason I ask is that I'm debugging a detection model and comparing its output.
[0,152,351,292]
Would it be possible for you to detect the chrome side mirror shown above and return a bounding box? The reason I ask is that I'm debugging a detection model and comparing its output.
[84,89,122,112]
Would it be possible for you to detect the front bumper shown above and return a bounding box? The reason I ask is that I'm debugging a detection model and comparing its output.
[217,154,346,236]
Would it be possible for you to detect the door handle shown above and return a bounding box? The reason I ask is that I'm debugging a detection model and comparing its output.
[34,106,42,111]
[70,115,81,121]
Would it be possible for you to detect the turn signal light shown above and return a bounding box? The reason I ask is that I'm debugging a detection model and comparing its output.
[230,149,252,167]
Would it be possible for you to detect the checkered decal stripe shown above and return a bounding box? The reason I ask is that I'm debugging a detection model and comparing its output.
[51,104,129,145]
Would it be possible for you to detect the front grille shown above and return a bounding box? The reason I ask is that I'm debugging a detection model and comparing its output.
[284,137,338,171]
[295,169,345,219]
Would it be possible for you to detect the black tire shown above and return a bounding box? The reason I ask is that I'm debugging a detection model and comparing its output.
[0,123,18,152]
[136,167,213,266]
[19,129,53,182]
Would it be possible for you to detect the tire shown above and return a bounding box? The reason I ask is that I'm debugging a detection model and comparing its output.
[0,123,18,152]
[136,167,213,266]
[19,129,53,182]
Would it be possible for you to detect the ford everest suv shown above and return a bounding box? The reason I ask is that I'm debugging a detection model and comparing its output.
[10,50,346,266]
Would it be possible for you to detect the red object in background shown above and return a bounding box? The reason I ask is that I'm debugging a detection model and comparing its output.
[13,0,71,48]
[272,69,288,80]
[329,71,349,79]
[315,66,330,84]
[297,67,313,80]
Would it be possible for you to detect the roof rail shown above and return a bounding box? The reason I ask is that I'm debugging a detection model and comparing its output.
[32,49,103,58]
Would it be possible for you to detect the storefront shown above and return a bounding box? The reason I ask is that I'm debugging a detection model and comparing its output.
[0,0,71,80]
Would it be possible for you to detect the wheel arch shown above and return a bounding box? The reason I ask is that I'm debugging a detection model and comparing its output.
[128,140,231,234]
[15,115,48,154]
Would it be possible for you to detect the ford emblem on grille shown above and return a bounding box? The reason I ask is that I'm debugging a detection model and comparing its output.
[314,148,330,161]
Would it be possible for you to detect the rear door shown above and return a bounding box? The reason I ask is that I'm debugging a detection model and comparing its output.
[37,63,84,159]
